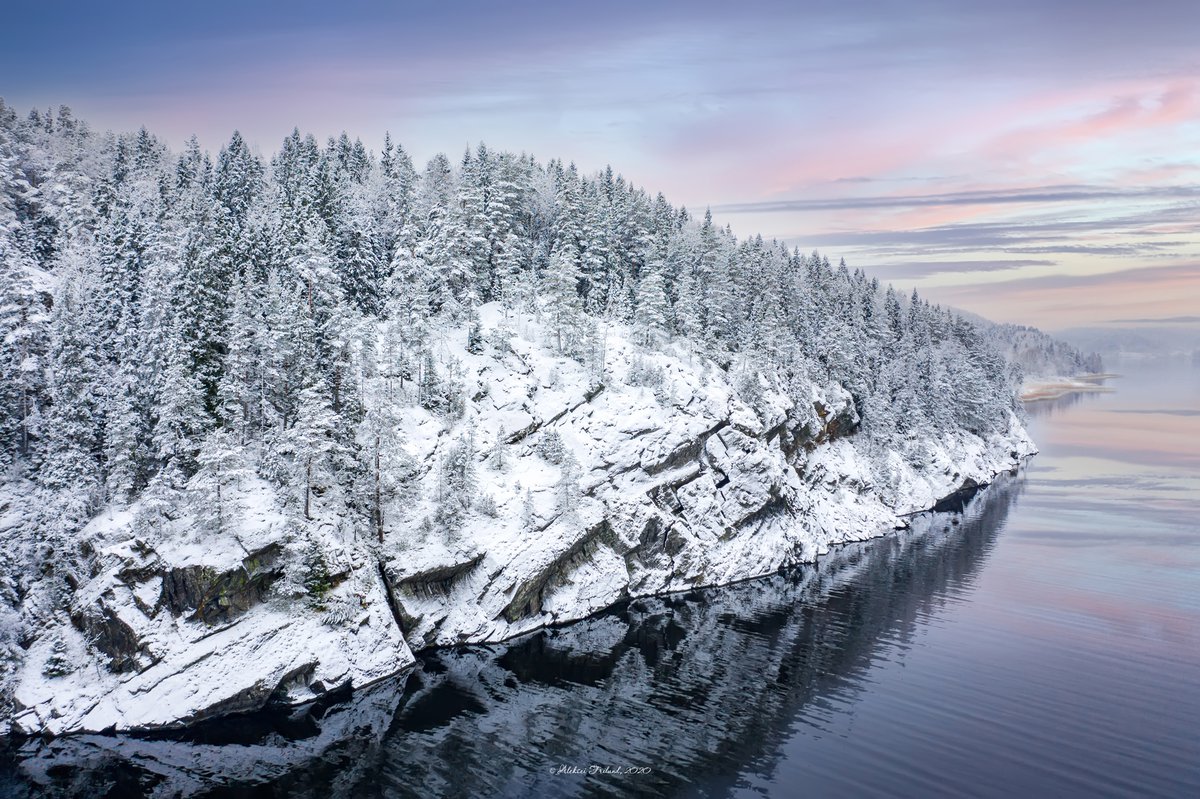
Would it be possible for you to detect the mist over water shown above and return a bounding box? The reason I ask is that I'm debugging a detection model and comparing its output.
[4,364,1198,798]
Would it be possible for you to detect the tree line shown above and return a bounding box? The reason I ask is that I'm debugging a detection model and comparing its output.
[1,103,1027,549]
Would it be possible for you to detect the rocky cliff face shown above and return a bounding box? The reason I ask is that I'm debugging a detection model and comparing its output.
[5,474,1023,797]
[4,307,1035,736]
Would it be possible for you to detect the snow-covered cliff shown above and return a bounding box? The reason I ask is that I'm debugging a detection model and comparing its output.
[4,305,1034,736]
[6,470,1023,796]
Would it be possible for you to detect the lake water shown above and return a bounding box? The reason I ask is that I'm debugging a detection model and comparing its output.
[4,362,1198,798]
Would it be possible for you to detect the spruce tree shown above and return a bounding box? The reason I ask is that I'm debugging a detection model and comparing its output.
[188,428,249,536]
[0,229,48,465]
[542,244,585,356]
[633,257,669,347]
[152,328,209,483]
[355,388,413,542]
[287,379,341,520]
[434,429,477,535]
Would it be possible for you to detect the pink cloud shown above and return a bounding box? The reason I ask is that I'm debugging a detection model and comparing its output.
[921,262,1200,328]
[1117,161,1200,186]
[985,82,1200,165]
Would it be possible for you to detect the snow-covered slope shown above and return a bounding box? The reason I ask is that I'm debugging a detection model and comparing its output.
[7,473,1021,797]
[5,305,1034,736]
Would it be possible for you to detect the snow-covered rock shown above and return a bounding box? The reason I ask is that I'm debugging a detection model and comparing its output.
[4,305,1036,736]
[7,474,1023,796]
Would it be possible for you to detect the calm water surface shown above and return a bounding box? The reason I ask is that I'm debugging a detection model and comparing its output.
[3,362,1198,798]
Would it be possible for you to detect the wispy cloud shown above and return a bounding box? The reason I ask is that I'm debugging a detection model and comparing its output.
[938,262,1200,292]
[713,184,1200,214]
[871,259,1056,279]
[5,0,1200,329]
[985,83,1200,164]
[1108,315,1200,324]
[915,263,1200,328]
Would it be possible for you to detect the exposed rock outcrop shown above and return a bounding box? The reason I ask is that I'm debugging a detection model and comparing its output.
[5,306,1035,736]
[5,475,1023,798]
[160,544,284,625]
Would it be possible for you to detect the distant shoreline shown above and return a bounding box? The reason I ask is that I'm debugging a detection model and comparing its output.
[1021,373,1119,402]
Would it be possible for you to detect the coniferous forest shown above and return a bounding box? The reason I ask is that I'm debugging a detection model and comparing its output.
[0,104,1034,511]
[0,104,1098,734]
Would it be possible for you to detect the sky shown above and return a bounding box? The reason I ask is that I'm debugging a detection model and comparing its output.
[4,0,1199,330]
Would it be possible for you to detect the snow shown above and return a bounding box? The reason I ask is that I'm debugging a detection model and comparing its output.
[12,557,411,737]
[5,304,1036,736]
[1021,374,1117,402]
[11,488,1017,795]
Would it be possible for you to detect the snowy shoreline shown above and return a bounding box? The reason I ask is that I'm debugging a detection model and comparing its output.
[4,307,1037,738]
[408,453,1032,650]
[3,111,1086,742]
[5,475,1031,799]
[1021,373,1118,402]
[2,451,1031,743]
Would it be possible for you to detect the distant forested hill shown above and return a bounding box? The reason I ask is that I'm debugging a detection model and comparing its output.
[985,323,1103,377]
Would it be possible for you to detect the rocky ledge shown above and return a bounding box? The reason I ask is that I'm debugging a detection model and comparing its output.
[4,307,1035,736]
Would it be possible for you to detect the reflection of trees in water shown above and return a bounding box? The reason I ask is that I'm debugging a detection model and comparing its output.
[3,476,1027,799]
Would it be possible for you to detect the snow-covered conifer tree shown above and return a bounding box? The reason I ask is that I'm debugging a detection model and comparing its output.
[633,257,669,347]
[542,244,585,356]
[286,380,341,520]
[188,428,249,535]
[434,429,477,535]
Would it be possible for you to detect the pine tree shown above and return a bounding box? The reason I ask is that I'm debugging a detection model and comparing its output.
[488,425,507,471]
[553,163,584,257]
[434,429,477,535]
[542,244,585,356]
[483,152,528,301]
[286,380,341,520]
[494,231,526,313]
[188,428,249,535]
[672,264,702,342]
[466,304,484,354]
[290,220,341,330]
[217,274,259,443]
[42,634,75,678]
[385,226,432,355]
[555,450,581,518]
[376,132,416,254]
[520,487,536,532]
[171,139,230,414]
[298,534,332,606]
[37,248,104,519]
[633,257,669,346]
[0,228,49,466]
[334,184,384,314]
[580,210,612,312]
[538,428,566,464]
[414,153,475,320]
[103,368,147,502]
[355,388,414,542]
[214,130,263,227]
[417,349,443,412]
[152,323,209,482]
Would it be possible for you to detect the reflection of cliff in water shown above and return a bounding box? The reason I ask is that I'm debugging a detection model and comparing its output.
[2,472,1028,799]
